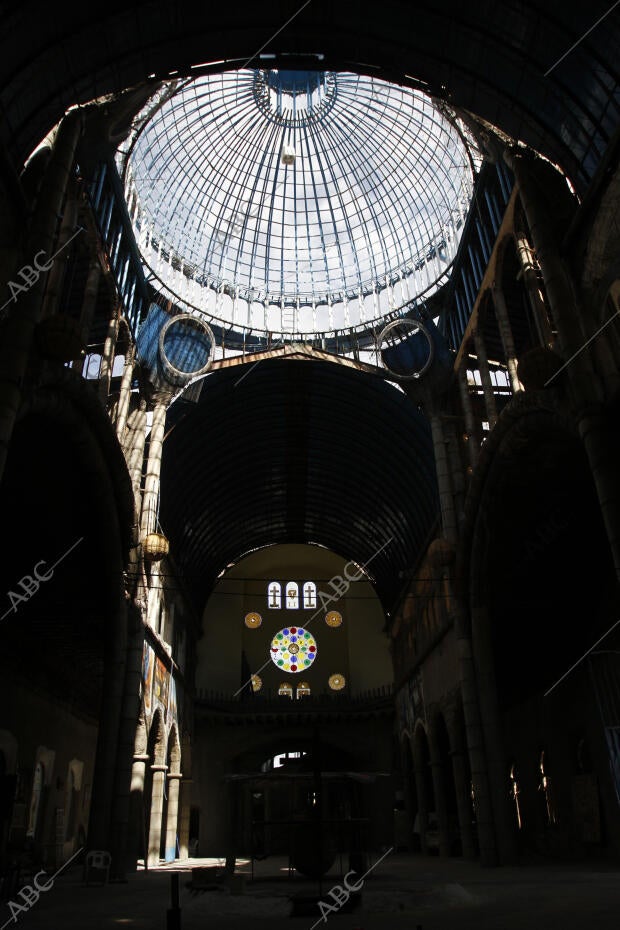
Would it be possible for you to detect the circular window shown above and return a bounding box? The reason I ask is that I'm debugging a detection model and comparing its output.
[251,674,262,692]
[328,673,346,691]
[245,612,262,628]
[378,317,434,380]
[270,627,318,673]
[325,611,342,628]
[158,313,215,386]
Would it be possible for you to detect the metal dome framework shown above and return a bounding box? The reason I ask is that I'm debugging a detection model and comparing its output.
[123,69,480,339]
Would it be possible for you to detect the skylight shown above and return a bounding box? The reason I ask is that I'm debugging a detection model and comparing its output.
[122,69,479,338]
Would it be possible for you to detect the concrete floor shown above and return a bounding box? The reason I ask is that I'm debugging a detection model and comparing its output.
[4,852,620,930]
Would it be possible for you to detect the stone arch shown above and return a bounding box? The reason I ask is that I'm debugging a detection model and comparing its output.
[428,708,461,857]
[400,732,418,851]
[445,697,478,859]
[412,721,435,855]
[463,396,619,860]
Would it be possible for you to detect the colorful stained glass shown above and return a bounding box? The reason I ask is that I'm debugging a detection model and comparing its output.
[245,612,262,628]
[270,627,318,673]
[325,611,342,627]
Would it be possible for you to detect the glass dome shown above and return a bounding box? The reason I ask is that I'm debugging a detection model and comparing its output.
[123,69,478,338]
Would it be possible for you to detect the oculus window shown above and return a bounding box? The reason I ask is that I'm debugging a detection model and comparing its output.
[270,627,318,672]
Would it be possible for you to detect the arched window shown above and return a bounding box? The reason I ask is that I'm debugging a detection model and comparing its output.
[303,582,317,609]
[296,681,311,699]
[278,682,293,699]
[268,582,281,609]
[285,582,299,610]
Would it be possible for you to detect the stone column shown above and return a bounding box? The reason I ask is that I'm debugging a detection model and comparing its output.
[491,284,521,394]
[473,328,498,428]
[115,346,135,441]
[470,604,517,864]
[457,365,478,470]
[506,148,620,584]
[140,400,167,540]
[98,308,120,403]
[413,763,429,855]
[453,606,498,865]
[71,261,101,372]
[0,110,82,484]
[128,752,150,869]
[428,746,451,857]
[429,412,457,544]
[450,748,477,859]
[39,180,79,320]
[109,603,144,879]
[503,149,584,368]
[87,592,128,853]
[514,231,554,347]
[444,419,467,531]
[165,773,182,862]
[178,778,193,859]
[124,400,148,504]
[147,764,168,867]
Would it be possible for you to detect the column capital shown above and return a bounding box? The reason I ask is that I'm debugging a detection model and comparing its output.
[151,764,168,773]
[133,753,150,763]
[167,772,183,781]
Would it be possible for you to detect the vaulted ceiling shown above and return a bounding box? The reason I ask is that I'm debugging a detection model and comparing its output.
[160,358,439,614]
[1,1,618,193]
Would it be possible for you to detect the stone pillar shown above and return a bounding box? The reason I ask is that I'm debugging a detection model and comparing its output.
[124,400,148,504]
[165,773,182,861]
[473,328,498,428]
[140,400,167,540]
[128,752,150,869]
[87,592,128,853]
[514,231,554,347]
[503,149,585,368]
[178,778,193,859]
[39,181,79,321]
[428,743,451,857]
[98,308,120,403]
[147,764,168,867]
[429,412,457,544]
[454,607,498,865]
[506,148,620,584]
[413,762,429,855]
[109,603,144,879]
[457,365,478,469]
[450,748,477,859]
[491,284,521,394]
[71,261,101,372]
[576,406,620,583]
[0,110,82,484]
[444,419,467,531]
[470,604,517,864]
[115,346,135,441]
